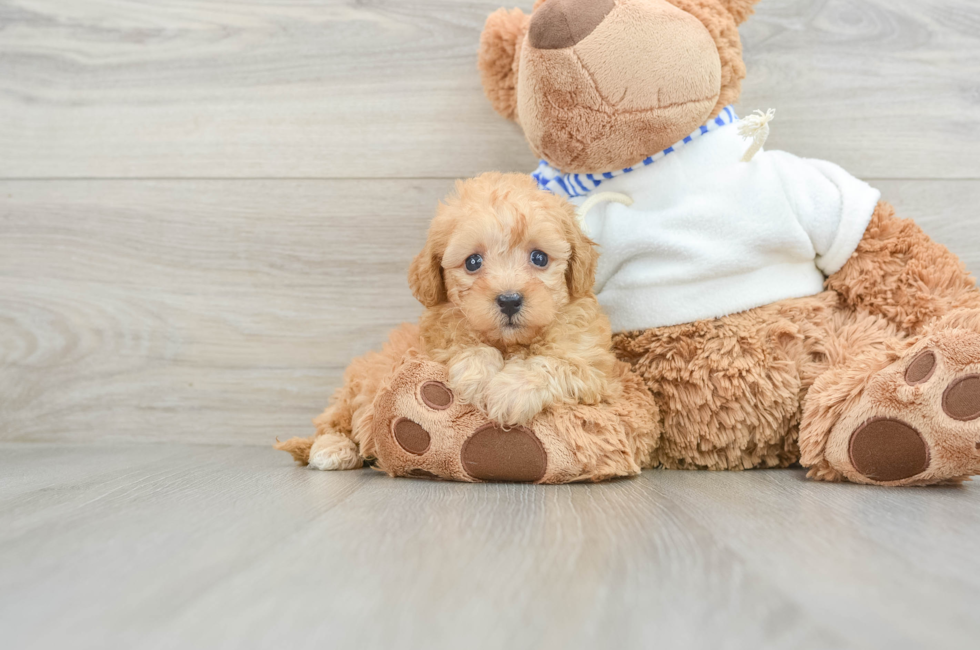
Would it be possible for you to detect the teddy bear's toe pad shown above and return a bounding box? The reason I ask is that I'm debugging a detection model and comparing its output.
[849,418,930,482]
[420,381,453,410]
[393,418,431,455]
[905,350,937,385]
[942,374,980,421]
[460,424,548,482]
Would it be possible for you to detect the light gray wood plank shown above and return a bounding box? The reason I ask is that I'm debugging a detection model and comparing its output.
[3,179,979,446]
[1,0,978,179]
[0,0,538,179]
[0,179,446,444]
[741,0,980,178]
[1,443,979,650]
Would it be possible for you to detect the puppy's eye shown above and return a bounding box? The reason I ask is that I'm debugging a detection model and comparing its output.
[530,250,549,268]
[465,254,483,273]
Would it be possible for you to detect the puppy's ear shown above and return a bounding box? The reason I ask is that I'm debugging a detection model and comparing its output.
[717,0,761,25]
[478,8,531,121]
[562,204,599,299]
[408,244,446,309]
[408,211,452,308]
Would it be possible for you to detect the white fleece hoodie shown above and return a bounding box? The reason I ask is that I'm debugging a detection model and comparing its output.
[533,109,881,332]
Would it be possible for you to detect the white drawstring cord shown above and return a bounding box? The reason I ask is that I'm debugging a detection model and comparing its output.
[574,191,634,233]
[738,108,775,162]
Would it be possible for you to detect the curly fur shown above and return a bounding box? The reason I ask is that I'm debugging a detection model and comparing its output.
[278,173,620,468]
[717,0,760,25]
[825,202,980,334]
[614,292,834,471]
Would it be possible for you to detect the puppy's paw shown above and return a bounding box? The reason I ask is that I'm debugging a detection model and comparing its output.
[307,433,363,471]
[447,346,505,410]
[483,363,551,426]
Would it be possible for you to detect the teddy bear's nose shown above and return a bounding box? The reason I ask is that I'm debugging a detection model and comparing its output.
[528,0,615,50]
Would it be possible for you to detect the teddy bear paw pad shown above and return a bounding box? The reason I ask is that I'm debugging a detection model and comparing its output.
[832,334,980,485]
[420,381,453,410]
[942,374,980,421]
[392,418,431,455]
[848,418,930,483]
[460,424,548,483]
[905,350,937,385]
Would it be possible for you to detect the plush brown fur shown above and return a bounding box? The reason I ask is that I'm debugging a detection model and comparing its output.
[473,0,980,485]
[612,203,980,484]
[613,292,833,471]
[277,173,650,477]
[478,0,756,173]
[368,355,659,483]
[825,202,980,333]
[478,8,528,121]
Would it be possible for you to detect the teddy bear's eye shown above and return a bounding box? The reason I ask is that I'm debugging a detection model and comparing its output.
[530,250,549,268]
[465,254,483,273]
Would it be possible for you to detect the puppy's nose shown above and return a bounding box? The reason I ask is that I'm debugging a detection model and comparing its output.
[496,293,524,317]
[528,0,615,50]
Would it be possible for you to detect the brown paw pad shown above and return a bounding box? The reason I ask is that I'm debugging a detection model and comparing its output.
[420,381,453,410]
[849,418,930,482]
[942,374,980,421]
[460,424,547,483]
[905,350,937,385]
[393,418,431,455]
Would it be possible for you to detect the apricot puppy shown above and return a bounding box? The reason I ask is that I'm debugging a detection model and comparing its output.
[288,172,620,471]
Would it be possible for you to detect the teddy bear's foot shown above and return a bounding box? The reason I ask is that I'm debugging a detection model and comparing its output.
[370,358,635,483]
[803,330,980,486]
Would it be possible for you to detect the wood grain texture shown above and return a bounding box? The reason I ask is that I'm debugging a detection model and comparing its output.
[741,0,980,178]
[3,3,980,647]
[1,0,978,179]
[1,443,979,650]
[3,179,979,446]
[0,179,445,444]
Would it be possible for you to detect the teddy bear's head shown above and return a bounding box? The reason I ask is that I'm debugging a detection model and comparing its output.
[479,0,759,173]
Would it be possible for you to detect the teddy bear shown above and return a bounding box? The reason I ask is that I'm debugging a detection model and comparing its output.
[468,0,980,486]
[281,0,980,486]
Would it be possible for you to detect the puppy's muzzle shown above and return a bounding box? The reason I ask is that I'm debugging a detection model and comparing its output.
[496,292,524,318]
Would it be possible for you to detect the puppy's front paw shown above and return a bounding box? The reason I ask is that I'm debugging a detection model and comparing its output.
[448,347,505,410]
[308,433,363,471]
[484,364,551,426]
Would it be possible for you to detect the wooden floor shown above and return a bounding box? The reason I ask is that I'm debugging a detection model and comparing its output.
[2,443,979,650]
[2,1,980,647]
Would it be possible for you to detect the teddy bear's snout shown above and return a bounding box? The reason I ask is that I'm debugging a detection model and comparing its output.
[528,0,615,50]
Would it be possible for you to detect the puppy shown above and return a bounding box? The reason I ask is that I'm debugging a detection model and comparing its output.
[283,172,620,471]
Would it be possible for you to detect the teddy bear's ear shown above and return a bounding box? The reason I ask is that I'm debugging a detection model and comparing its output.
[478,8,532,121]
[718,0,762,24]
